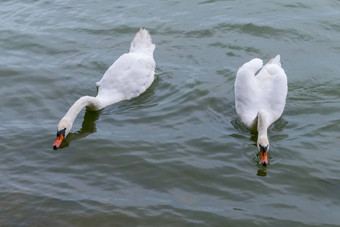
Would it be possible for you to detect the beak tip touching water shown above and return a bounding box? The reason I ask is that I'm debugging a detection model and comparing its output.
[260,156,268,166]
[53,134,64,150]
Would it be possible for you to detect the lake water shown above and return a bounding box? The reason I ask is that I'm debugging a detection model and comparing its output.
[1,0,340,226]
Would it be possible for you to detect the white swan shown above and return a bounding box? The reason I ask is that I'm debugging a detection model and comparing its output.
[234,55,287,165]
[53,28,156,149]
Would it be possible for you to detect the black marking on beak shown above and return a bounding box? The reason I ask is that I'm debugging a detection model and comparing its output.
[259,145,268,152]
[56,128,66,138]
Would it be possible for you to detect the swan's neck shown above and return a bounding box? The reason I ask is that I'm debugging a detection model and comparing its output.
[62,96,102,131]
[257,110,268,139]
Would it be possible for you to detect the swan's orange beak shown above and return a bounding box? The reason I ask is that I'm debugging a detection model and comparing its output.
[260,150,268,166]
[53,134,64,150]
[259,144,269,166]
[53,128,66,150]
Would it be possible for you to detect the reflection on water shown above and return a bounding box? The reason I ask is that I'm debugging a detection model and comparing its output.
[257,168,267,177]
[59,109,101,149]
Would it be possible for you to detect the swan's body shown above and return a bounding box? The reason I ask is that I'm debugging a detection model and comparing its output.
[234,55,287,165]
[53,28,156,149]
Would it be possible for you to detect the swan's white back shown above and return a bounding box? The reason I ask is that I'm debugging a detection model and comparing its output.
[234,55,287,129]
[96,28,156,107]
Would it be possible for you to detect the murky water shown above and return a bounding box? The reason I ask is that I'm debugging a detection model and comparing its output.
[1,0,340,226]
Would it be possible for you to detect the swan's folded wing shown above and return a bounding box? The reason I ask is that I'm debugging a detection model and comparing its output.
[234,62,262,128]
[97,53,155,104]
[266,64,288,123]
[239,58,263,74]
[126,54,155,96]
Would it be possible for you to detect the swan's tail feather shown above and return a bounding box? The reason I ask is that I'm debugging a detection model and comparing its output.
[129,28,155,55]
[269,54,281,67]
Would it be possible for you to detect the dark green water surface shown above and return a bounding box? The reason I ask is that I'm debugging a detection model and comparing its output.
[1,0,340,226]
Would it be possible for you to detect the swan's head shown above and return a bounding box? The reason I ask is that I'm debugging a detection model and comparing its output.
[53,118,72,150]
[257,137,269,166]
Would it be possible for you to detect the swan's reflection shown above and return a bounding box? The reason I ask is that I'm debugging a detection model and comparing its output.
[59,109,101,149]
[257,168,267,177]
